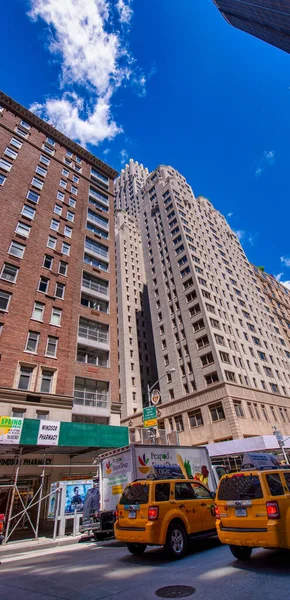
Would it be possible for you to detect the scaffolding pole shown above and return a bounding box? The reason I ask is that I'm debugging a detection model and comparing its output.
[35,467,45,539]
[4,449,22,544]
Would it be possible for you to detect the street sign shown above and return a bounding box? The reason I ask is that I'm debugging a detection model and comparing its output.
[143,406,157,428]
[150,389,161,406]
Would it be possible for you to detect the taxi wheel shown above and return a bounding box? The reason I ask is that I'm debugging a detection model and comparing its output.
[127,543,147,556]
[164,523,187,559]
[230,545,252,561]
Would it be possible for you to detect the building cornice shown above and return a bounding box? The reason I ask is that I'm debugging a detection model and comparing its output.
[0,90,118,180]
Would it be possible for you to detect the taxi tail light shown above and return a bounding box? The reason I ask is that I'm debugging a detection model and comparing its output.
[115,509,119,519]
[266,501,280,519]
[148,506,159,521]
[214,504,220,519]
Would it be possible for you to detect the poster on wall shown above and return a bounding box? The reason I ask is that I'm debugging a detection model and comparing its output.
[47,482,58,518]
[37,421,60,446]
[0,416,23,444]
[64,480,93,514]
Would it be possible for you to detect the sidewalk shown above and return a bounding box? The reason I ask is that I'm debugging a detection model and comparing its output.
[0,534,87,558]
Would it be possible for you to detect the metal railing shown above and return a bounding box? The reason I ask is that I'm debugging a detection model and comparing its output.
[82,277,108,296]
[78,325,108,344]
[89,188,109,205]
[74,390,109,408]
[87,211,109,229]
[85,239,108,258]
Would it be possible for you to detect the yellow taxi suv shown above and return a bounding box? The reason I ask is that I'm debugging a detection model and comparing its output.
[215,467,290,560]
[114,478,216,559]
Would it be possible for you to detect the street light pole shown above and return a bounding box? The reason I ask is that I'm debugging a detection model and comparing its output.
[146,368,176,445]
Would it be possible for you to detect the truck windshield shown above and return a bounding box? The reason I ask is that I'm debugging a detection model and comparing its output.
[119,483,149,505]
[218,475,263,501]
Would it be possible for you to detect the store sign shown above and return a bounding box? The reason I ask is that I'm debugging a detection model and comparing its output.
[37,421,60,446]
[0,416,23,444]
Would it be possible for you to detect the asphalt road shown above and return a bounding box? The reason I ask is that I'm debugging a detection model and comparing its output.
[0,538,289,600]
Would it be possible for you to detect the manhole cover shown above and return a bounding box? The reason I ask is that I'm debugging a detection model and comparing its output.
[155,586,196,598]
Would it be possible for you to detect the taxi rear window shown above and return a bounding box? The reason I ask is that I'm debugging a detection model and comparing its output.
[119,483,149,505]
[266,473,284,496]
[284,472,290,491]
[218,475,263,500]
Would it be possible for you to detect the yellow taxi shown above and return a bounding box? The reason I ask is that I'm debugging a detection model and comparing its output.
[114,478,216,558]
[215,466,290,560]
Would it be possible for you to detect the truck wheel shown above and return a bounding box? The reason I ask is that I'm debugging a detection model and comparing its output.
[164,523,187,559]
[127,543,147,556]
[94,532,106,542]
[230,545,252,561]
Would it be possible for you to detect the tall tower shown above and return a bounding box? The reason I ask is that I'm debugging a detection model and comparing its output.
[140,165,290,402]
[0,92,120,425]
[213,0,290,55]
[115,160,157,418]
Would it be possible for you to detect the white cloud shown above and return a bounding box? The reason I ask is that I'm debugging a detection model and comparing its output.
[120,148,129,165]
[255,149,276,178]
[27,0,143,146]
[281,256,290,267]
[275,272,284,282]
[234,229,245,241]
[281,281,290,290]
[227,212,233,218]
[116,0,133,24]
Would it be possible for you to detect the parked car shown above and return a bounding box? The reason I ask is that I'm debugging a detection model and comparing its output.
[215,465,290,560]
[114,478,216,559]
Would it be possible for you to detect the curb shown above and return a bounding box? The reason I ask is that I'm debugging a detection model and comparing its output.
[0,535,84,558]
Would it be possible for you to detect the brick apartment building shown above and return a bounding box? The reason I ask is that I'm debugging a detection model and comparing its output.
[0,91,120,426]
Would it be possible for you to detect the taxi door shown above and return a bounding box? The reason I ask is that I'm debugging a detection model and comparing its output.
[191,482,215,532]
[174,481,202,534]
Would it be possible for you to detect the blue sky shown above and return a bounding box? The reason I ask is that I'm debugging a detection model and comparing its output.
[1,0,290,283]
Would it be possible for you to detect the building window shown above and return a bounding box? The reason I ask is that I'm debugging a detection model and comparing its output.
[42,144,54,155]
[233,401,244,418]
[32,301,45,321]
[36,411,49,420]
[50,219,59,232]
[58,261,68,275]
[174,415,184,432]
[39,154,50,166]
[220,351,230,364]
[15,127,28,138]
[12,408,26,418]
[40,370,54,393]
[64,225,72,238]
[54,204,62,216]
[35,165,47,178]
[200,352,214,367]
[10,137,22,149]
[69,197,76,208]
[0,290,12,311]
[188,409,203,428]
[9,241,25,258]
[31,177,44,190]
[46,336,58,357]
[247,402,255,419]
[46,137,55,146]
[71,185,78,195]
[15,222,31,238]
[57,191,65,202]
[270,383,279,393]
[62,168,69,177]
[74,377,109,407]
[81,293,109,313]
[50,307,62,326]
[59,179,67,189]
[25,331,39,353]
[18,366,34,390]
[38,276,49,293]
[72,175,79,183]
[61,242,70,256]
[67,211,74,222]
[1,263,18,283]
[205,372,219,385]
[225,370,236,382]
[47,235,57,250]
[20,120,30,130]
[26,190,40,203]
[261,404,269,420]
[43,254,53,270]
[55,282,65,299]
[0,174,6,186]
[4,147,18,160]
[0,158,12,171]
[21,205,35,220]
[209,402,225,422]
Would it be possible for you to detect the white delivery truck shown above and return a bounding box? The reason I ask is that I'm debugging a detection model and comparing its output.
[82,444,224,540]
